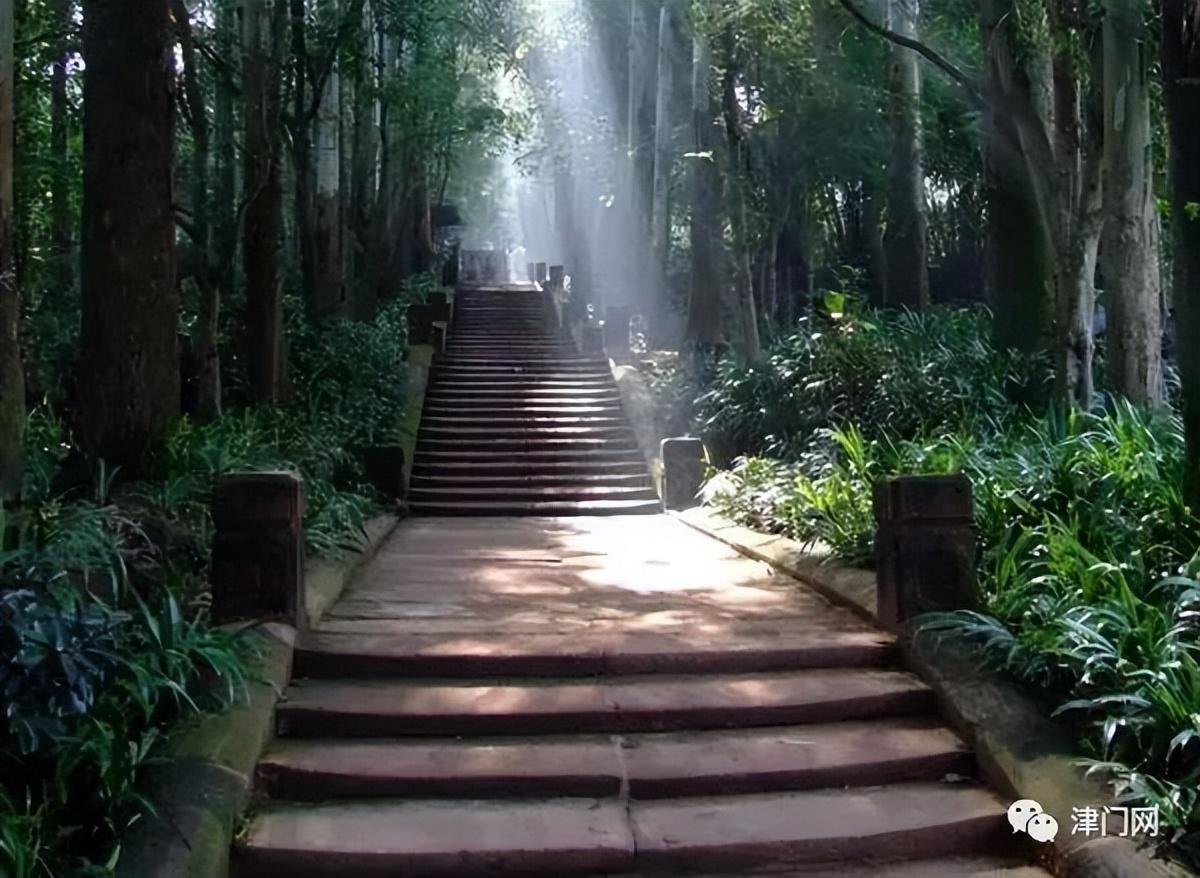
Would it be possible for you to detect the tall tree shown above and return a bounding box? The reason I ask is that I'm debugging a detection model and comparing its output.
[0,0,22,503]
[78,1,179,469]
[979,0,1052,353]
[49,0,73,294]
[314,0,345,318]
[213,0,238,310]
[1100,0,1162,405]
[685,33,723,349]
[173,0,221,421]
[243,0,288,404]
[1163,0,1200,503]
[649,0,676,342]
[719,19,762,361]
[882,0,929,309]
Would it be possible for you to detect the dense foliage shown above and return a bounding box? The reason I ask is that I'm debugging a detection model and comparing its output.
[694,309,1200,856]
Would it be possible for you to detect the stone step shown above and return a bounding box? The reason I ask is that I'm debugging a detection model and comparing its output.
[432,376,614,388]
[233,784,1008,877]
[422,404,626,418]
[434,357,609,371]
[423,394,624,409]
[421,415,628,429]
[629,783,1010,871]
[410,459,647,477]
[416,438,638,455]
[274,669,935,737]
[410,471,650,489]
[293,627,895,678]
[256,718,968,801]
[435,355,607,368]
[632,858,1050,877]
[429,384,621,397]
[409,485,658,505]
[418,426,635,443]
[407,498,663,516]
[413,449,646,465]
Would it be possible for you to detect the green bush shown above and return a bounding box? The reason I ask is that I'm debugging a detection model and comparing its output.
[699,308,1200,852]
[696,307,1047,460]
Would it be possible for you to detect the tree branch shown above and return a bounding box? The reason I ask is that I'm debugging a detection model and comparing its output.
[835,0,984,105]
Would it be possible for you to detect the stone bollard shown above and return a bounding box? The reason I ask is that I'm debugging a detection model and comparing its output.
[661,438,706,511]
[363,445,407,500]
[604,305,632,363]
[210,472,305,628]
[536,262,548,285]
[548,265,565,293]
[873,474,977,629]
[407,303,436,345]
[527,262,536,282]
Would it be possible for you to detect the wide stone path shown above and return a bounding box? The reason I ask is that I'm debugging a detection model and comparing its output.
[234,515,1049,877]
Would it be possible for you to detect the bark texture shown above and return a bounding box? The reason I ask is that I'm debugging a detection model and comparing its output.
[79,1,179,470]
[979,0,1051,353]
[0,0,22,502]
[1162,0,1200,503]
[242,0,288,404]
[1100,0,1162,405]
[882,0,929,310]
[173,0,221,421]
[686,35,723,348]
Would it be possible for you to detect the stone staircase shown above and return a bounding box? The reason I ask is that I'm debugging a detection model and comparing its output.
[233,516,1052,878]
[409,285,659,516]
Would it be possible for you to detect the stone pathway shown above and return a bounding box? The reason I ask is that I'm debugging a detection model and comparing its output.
[408,285,660,515]
[234,515,1050,877]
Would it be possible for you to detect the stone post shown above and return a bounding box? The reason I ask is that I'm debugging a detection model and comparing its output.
[661,438,705,511]
[536,262,548,285]
[210,472,305,627]
[873,474,977,629]
[604,305,632,363]
[406,303,436,345]
[548,265,565,294]
[527,262,536,282]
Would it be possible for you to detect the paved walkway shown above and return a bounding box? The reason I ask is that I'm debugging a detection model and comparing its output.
[235,515,1048,877]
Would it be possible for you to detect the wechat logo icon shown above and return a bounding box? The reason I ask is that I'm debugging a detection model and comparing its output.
[1007,799,1059,843]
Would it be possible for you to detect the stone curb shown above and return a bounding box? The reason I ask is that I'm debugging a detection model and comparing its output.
[115,522,397,878]
[303,514,399,629]
[673,506,1193,878]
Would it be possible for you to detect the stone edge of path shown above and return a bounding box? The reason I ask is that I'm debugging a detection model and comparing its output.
[400,342,436,495]
[305,514,400,629]
[114,517,398,878]
[674,506,1194,878]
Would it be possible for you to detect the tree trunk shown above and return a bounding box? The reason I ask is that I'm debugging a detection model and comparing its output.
[1162,0,1200,504]
[1100,0,1162,405]
[685,34,723,348]
[720,23,762,361]
[882,0,928,309]
[242,0,287,405]
[290,0,317,312]
[979,0,1052,353]
[49,0,73,295]
[173,0,221,421]
[0,0,22,503]
[314,0,344,318]
[349,0,376,316]
[213,0,237,307]
[78,1,178,470]
[648,0,675,342]
[1049,44,1104,409]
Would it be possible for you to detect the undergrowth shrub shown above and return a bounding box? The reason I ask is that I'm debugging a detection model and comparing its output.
[698,307,1200,855]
